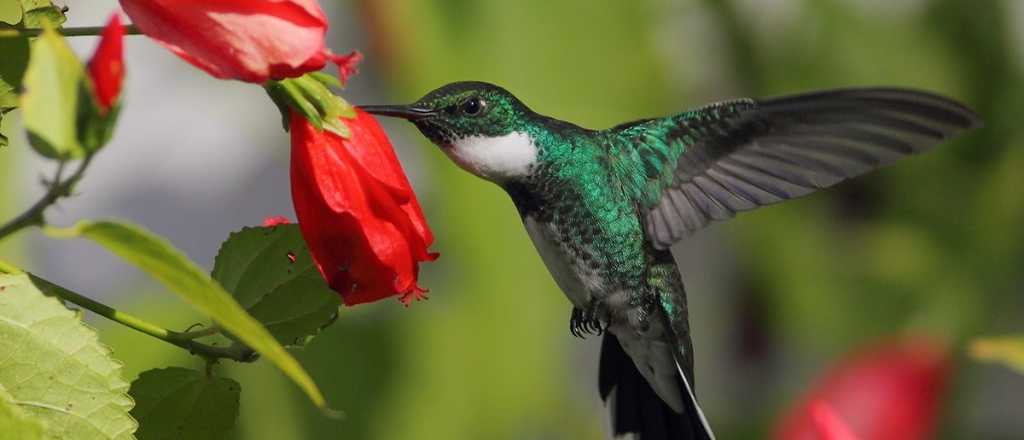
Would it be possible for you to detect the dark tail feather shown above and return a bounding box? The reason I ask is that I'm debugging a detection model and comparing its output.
[599,334,713,440]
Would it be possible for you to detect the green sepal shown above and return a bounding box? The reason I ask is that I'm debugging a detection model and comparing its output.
[308,71,343,90]
[264,81,295,132]
[264,73,356,138]
[77,79,122,155]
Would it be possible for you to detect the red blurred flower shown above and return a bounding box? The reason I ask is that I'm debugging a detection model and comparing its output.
[119,0,355,83]
[262,216,292,227]
[289,109,437,306]
[87,13,124,113]
[808,401,860,440]
[775,337,951,440]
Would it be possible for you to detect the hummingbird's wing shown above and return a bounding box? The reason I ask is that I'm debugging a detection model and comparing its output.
[608,88,981,249]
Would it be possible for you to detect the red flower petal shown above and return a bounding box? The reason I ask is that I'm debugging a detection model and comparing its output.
[329,50,362,85]
[87,13,125,112]
[289,110,437,306]
[120,0,339,83]
[809,401,860,440]
[775,337,950,440]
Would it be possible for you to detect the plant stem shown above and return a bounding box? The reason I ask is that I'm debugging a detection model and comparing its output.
[0,25,143,39]
[24,272,252,362]
[179,325,222,340]
[0,158,90,242]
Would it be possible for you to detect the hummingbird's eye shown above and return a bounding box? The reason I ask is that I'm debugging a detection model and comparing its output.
[461,97,486,116]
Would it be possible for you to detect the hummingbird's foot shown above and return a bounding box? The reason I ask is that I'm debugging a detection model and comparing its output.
[570,306,606,338]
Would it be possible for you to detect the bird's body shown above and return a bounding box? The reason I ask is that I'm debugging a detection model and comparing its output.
[362,82,980,440]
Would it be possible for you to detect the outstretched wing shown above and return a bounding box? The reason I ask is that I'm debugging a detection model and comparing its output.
[609,88,981,249]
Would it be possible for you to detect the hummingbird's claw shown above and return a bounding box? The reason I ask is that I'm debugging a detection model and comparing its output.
[570,305,606,339]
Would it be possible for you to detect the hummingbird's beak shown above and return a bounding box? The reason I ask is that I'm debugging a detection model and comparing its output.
[359,104,435,121]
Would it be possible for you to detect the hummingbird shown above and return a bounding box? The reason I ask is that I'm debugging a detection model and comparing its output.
[362,82,980,440]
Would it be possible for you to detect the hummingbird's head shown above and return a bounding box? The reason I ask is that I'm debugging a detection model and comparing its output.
[362,81,539,182]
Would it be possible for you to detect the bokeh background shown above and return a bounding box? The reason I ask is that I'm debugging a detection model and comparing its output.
[1,0,1022,438]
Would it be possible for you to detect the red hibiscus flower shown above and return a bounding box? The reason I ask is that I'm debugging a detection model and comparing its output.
[774,337,951,440]
[87,13,125,113]
[289,108,437,306]
[119,0,354,83]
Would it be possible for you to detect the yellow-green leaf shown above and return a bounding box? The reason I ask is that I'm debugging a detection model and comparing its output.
[0,273,137,439]
[970,336,1024,375]
[19,0,66,28]
[20,25,84,159]
[0,385,46,440]
[0,2,22,25]
[45,220,327,408]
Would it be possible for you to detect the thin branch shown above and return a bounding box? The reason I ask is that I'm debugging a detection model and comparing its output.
[24,272,253,362]
[0,25,143,39]
[0,158,90,241]
[178,325,222,340]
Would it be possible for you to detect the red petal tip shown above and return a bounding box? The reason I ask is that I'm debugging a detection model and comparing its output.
[86,12,125,112]
[262,215,292,227]
[329,50,363,85]
[398,286,429,306]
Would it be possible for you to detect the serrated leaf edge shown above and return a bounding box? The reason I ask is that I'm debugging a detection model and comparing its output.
[0,274,139,438]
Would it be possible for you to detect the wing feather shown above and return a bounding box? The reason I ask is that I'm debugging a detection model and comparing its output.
[616,87,982,249]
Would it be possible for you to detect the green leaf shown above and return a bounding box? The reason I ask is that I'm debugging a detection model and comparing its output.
[129,368,240,440]
[0,273,137,440]
[19,0,65,28]
[1,109,12,148]
[212,225,340,347]
[970,336,1024,375]
[0,385,46,440]
[0,2,22,25]
[0,35,29,148]
[0,36,29,109]
[45,220,328,408]
[21,25,84,159]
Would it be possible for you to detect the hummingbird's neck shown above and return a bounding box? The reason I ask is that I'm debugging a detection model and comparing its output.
[503,179,550,220]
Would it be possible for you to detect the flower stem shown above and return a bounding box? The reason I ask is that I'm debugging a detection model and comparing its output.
[0,25,143,39]
[179,324,222,340]
[23,271,252,362]
[0,158,90,242]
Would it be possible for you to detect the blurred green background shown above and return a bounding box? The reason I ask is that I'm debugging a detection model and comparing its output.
[4,0,1023,438]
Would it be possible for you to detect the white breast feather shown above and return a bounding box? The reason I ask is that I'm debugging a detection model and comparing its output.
[446,132,537,181]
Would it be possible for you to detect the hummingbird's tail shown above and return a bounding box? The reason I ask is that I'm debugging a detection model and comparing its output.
[599,333,714,440]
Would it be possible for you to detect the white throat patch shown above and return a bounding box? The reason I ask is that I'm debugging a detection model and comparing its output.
[445,132,538,181]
